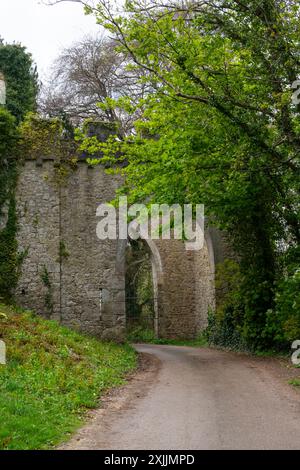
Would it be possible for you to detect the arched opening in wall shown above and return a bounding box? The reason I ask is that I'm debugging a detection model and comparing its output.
[125,239,157,340]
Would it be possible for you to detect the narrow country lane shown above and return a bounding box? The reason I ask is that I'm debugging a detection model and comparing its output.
[61,345,300,450]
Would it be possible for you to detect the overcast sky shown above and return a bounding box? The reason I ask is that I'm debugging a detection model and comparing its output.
[0,0,102,80]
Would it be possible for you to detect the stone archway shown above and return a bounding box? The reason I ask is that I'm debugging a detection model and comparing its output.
[116,237,163,337]
[153,236,215,339]
[15,158,223,342]
[116,233,215,340]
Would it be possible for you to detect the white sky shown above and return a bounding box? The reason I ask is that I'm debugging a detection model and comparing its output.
[0,0,102,80]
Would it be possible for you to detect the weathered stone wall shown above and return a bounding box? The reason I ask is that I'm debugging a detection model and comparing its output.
[16,160,61,320]
[194,236,215,332]
[16,158,220,340]
[16,159,125,340]
[153,239,214,339]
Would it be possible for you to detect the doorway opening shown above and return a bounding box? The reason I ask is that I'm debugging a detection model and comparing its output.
[125,239,156,340]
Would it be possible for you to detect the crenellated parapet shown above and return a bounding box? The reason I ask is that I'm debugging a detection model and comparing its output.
[14,122,230,341]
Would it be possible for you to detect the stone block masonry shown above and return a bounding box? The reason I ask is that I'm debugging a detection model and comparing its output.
[15,157,222,341]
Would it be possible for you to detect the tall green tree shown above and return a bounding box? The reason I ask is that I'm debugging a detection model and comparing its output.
[0,39,37,301]
[78,0,299,348]
[0,39,39,122]
[0,108,20,302]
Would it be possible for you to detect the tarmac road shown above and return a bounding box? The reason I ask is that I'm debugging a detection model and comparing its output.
[61,344,300,450]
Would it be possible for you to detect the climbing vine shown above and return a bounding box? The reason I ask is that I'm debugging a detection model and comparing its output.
[0,44,68,305]
[0,108,23,302]
[19,113,79,183]
[40,265,53,317]
[58,240,70,262]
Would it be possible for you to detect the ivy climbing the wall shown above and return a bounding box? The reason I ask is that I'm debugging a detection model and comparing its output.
[19,113,79,183]
[40,265,54,318]
[0,108,22,302]
[0,40,39,302]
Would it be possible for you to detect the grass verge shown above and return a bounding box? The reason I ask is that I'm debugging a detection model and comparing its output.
[0,304,137,450]
[289,378,300,387]
[127,326,208,347]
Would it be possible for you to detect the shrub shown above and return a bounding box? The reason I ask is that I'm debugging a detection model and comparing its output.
[264,266,300,347]
[205,308,249,351]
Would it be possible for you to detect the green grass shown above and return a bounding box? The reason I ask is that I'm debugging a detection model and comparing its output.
[289,378,300,387]
[153,336,208,347]
[251,349,289,358]
[127,326,208,347]
[0,304,137,450]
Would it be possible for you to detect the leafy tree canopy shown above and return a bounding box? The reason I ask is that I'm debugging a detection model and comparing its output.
[0,39,39,122]
[77,0,300,349]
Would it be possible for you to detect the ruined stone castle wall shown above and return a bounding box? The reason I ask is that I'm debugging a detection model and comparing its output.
[15,158,220,340]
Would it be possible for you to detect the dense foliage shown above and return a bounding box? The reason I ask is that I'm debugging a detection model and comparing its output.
[0,40,39,302]
[79,0,300,351]
[0,109,21,302]
[0,40,38,123]
[19,113,78,162]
